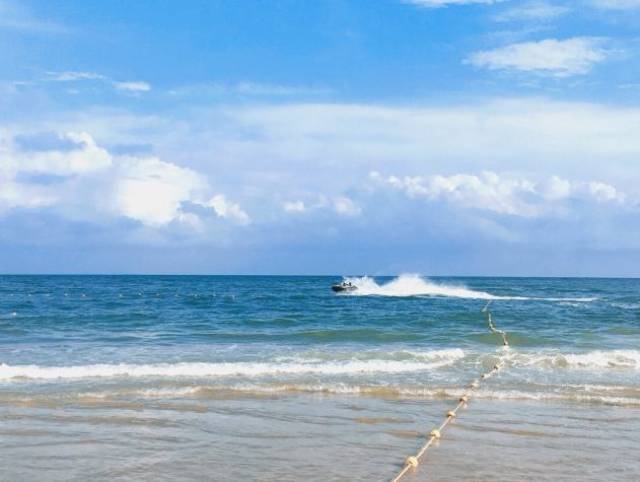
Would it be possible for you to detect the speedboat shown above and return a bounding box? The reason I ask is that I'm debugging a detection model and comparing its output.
[331,281,357,293]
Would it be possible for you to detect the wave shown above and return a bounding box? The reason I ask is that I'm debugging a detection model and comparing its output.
[41,384,640,408]
[0,349,464,381]
[341,274,595,301]
[208,385,640,406]
[2,346,637,383]
[512,349,640,370]
[609,302,640,310]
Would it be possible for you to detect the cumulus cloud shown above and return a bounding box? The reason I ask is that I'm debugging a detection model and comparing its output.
[11,131,111,175]
[204,194,251,225]
[467,38,609,76]
[0,176,56,211]
[370,171,627,217]
[371,171,538,217]
[0,131,247,229]
[112,156,205,226]
[588,181,624,202]
[3,97,640,261]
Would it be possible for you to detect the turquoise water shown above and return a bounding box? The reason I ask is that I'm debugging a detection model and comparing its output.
[1,275,639,481]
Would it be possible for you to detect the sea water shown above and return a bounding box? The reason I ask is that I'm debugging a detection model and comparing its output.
[0,275,638,481]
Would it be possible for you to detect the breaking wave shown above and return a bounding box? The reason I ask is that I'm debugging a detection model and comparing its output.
[197,385,640,406]
[24,384,640,408]
[2,349,638,382]
[0,349,464,381]
[511,349,640,371]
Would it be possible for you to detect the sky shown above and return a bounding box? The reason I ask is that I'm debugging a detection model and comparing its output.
[1,0,640,276]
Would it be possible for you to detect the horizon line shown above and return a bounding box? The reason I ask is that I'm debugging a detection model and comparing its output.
[1,273,638,279]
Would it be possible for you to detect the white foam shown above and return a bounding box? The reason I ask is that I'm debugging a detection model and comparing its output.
[343,274,505,299]
[507,349,640,370]
[563,350,640,369]
[189,384,640,406]
[3,348,636,383]
[610,302,640,310]
[0,349,464,381]
[341,274,595,301]
[137,387,203,398]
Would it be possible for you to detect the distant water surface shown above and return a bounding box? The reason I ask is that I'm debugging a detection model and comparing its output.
[0,275,638,481]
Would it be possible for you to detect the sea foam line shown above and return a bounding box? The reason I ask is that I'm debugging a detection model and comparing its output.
[0,349,464,381]
[513,349,640,370]
[58,384,640,408]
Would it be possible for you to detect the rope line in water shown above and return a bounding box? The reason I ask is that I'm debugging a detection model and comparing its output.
[484,301,509,346]
[391,302,509,482]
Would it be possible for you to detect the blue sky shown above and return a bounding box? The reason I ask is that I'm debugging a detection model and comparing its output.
[1,0,640,275]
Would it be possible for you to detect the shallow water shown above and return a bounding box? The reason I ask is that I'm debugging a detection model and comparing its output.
[1,275,639,481]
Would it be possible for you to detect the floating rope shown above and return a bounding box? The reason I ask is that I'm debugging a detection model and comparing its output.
[484,301,508,347]
[391,302,510,482]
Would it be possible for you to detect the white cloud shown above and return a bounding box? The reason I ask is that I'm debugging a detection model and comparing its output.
[371,171,539,216]
[10,131,112,175]
[591,0,640,8]
[4,97,640,242]
[204,194,251,225]
[282,196,361,216]
[371,171,628,217]
[0,0,69,34]
[279,195,364,218]
[113,157,205,226]
[45,71,106,82]
[467,38,608,76]
[540,175,571,200]
[1,131,248,229]
[408,0,639,11]
[41,71,151,94]
[283,200,306,212]
[223,98,640,188]
[113,81,152,92]
[618,83,640,90]
[0,178,56,211]
[168,81,330,97]
[405,0,499,7]
[333,196,361,216]
[588,181,623,202]
[233,82,328,96]
[495,2,570,21]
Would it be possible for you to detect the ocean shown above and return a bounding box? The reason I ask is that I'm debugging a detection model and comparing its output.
[1,275,638,481]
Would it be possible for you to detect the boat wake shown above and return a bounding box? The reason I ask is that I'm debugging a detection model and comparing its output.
[341,274,595,301]
[341,274,513,299]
